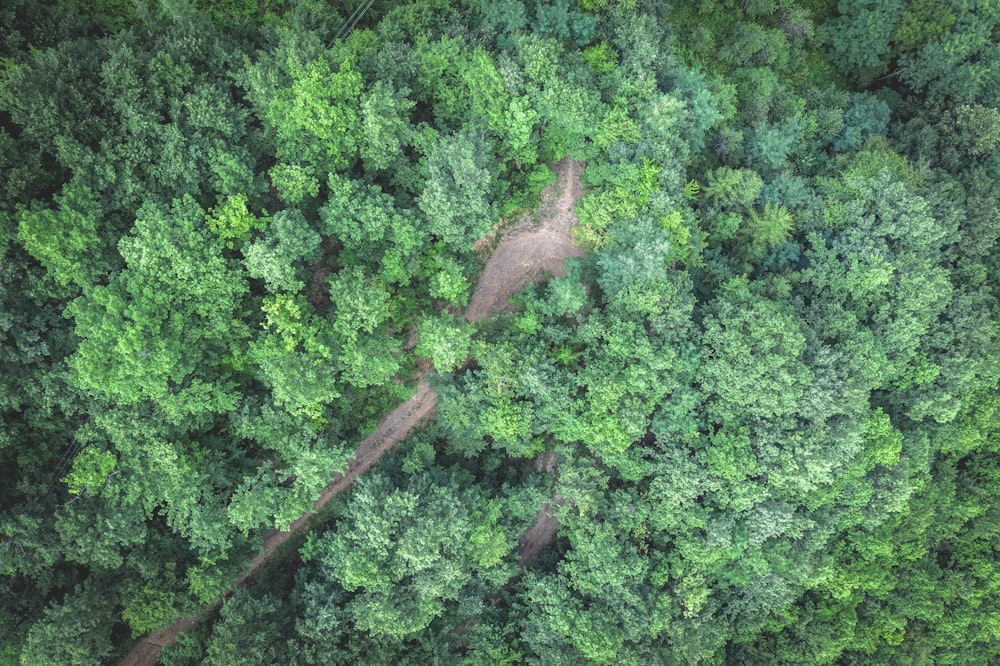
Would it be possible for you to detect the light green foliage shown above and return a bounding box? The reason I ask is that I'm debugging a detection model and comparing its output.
[698,284,811,422]
[121,564,188,636]
[67,195,246,421]
[338,333,402,391]
[461,47,510,133]
[582,41,617,74]
[418,128,498,246]
[863,408,903,468]
[574,158,662,248]
[467,500,509,568]
[62,448,116,495]
[319,172,425,284]
[703,167,764,210]
[428,257,471,306]
[243,209,321,293]
[577,0,639,11]
[575,189,640,248]
[667,68,722,154]
[52,498,148,571]
[521,547,662,666]
[637,92,692,165]
[594,105,641,150]
[515,34,602,160]
[545,264,588,317]
[705,211,741,245]
[17,183,108,289]
[187,560,234,607]
[400,437,436,475]
[952,103,1000,158]
[596,217,679,310]
[326,267,400,390]
[358,80,416,172]
[744,201,793,252]
[498,95,540,167]
[417,313,472,371]
[252,294,338,418]
[435,345,541,458]
[226,401,352,533]
[327,266,391,342]
[205,193,265,250]
[603,12,668,108]
[268,163,319,206]
[415,35,469,126]
[659,210,702,267]
[261,293,332,359]
[803,153,956,386]
[250,53,362,176]
[316,471,505,638]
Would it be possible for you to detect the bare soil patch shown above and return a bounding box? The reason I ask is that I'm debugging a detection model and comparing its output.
[465,158,585,322]
[241,380,438,577]
[482,158,587,566]
[517,499,566,567]
[533,450,556,474]
[517,450,566,568]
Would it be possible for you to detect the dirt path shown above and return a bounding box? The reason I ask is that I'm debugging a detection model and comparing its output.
[466,158,584,322]
[235,380,438,583]
[119,382,437,666]
[119,159,584,665]
[475,161,585,563]
[516,451,567,567]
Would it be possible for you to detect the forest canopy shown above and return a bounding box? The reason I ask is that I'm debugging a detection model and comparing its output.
[1,0,999,664]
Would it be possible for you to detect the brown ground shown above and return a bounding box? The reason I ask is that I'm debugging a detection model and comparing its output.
[475,160,586,564]
[517,500,565,567]
[119,159,584,665]
[465,158,585,322]
[516,451,565,567]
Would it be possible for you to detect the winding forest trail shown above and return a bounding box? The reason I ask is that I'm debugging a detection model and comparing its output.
[119,159,584,665]
[118,383,438,666]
